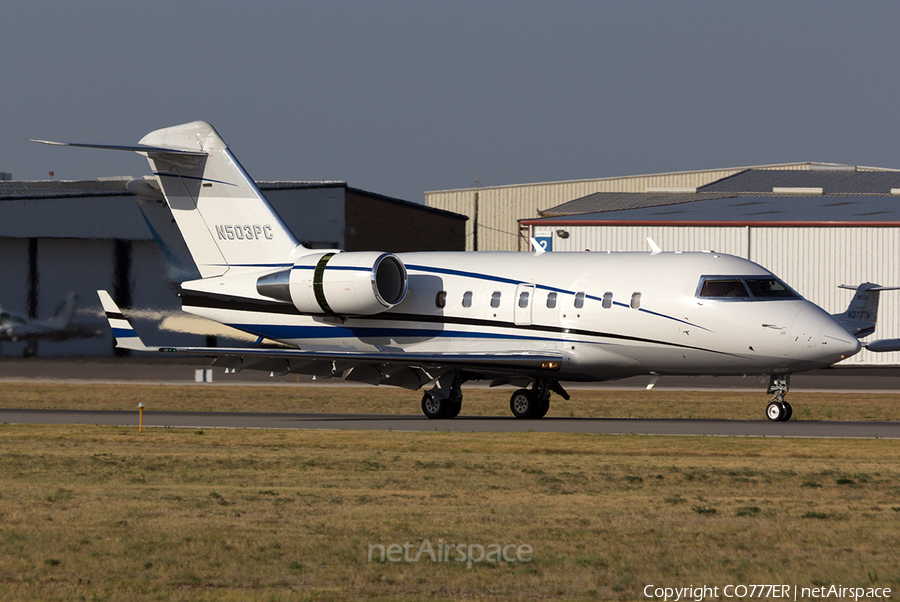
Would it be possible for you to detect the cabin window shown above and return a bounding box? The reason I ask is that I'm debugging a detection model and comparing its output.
[435,291,447,308]
[518,291,530,308]
[491,291,501,308]
[602,292,612,309]
[462,291,473,308]
[630,292,642,309]
[574,292,585,309]
[546,292,557,309]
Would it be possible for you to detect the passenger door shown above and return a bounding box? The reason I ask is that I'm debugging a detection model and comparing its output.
[514,284,535,326]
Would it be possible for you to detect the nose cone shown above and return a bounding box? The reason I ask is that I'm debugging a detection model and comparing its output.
[819,320,861,363]
[792,306,861,365]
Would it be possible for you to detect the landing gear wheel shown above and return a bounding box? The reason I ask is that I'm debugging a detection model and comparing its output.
[780,401,792,422]
[766,401,785,422]
[445,401,462,419]
[422,392,449,419]
[510,389,537,419]
[533,396,550,419]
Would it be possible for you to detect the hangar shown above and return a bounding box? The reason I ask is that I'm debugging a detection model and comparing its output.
[520,165,900,366]
[0,178,466,357]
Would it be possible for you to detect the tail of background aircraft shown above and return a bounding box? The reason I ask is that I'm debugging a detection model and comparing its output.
[42,292,78,329]
[832,283,900,338]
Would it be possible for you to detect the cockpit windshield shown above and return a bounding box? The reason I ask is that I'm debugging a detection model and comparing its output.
[697,276,799,300]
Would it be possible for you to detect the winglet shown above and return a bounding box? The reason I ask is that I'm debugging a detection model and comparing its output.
[97,290,153,351]
[646,237,662,255]
[530,237,546,256]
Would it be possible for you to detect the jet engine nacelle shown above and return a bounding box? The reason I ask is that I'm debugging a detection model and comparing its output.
[256,251,408,316]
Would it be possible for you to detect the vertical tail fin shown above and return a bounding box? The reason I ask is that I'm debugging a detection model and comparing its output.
[138,122,301,277]
[33,122,303,278]
[43,292,78,329]
[833,283,900,338]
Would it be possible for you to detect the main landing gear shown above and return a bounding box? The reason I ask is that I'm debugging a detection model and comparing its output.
[421,375,569,420]
[509,380,569,419]
[765,374,793,422]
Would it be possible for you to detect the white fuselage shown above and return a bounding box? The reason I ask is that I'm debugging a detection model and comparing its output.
[179,250,861,382]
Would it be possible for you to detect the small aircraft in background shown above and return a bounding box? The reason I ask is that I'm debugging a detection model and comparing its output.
[833,283,900,352]
[833,283,900,339]
[0,292,103,357]
[36,122,896,422]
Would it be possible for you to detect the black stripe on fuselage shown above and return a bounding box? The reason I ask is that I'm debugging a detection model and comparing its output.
[180,291,741,357]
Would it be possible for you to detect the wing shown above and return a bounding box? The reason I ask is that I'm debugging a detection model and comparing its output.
[98,291,562,390]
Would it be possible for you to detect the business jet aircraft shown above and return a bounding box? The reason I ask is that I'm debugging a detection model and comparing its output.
[35,122,869,421]
[0,293,102,356]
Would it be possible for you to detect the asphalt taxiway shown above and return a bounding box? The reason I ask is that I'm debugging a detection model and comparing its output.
[2,409,899,439]
[3,356,900,391]
[2,357,899,438]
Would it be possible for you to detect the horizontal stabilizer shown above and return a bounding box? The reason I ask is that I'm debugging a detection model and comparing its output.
[838,284,900,292]
[30,140,207,156]
[97,290,152,352]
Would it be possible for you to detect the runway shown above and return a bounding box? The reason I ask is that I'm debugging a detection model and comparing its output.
[4,357,900,391]
[2,408,899,439]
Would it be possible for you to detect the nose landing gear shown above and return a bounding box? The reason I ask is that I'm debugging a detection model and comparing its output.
[766,374,793,422]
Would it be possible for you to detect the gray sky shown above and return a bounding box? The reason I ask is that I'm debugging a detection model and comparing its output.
[4,1,900,203]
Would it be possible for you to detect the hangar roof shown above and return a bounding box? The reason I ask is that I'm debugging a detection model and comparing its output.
[700,168,900,195]
[526,195,900,226]
[528,168,900,226]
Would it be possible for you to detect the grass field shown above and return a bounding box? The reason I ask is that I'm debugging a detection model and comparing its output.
[1,384,899,601]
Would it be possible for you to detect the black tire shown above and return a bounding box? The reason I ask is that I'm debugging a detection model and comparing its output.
[422,392,449,419]
[766,401,785,422]
[445,401,462,419]
[533,396,550,419]
[510,389,537,419]
[780,401,793,422]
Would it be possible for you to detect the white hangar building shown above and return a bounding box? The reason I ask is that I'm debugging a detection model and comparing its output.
[0,178,466,357]
[519,165,900,366]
